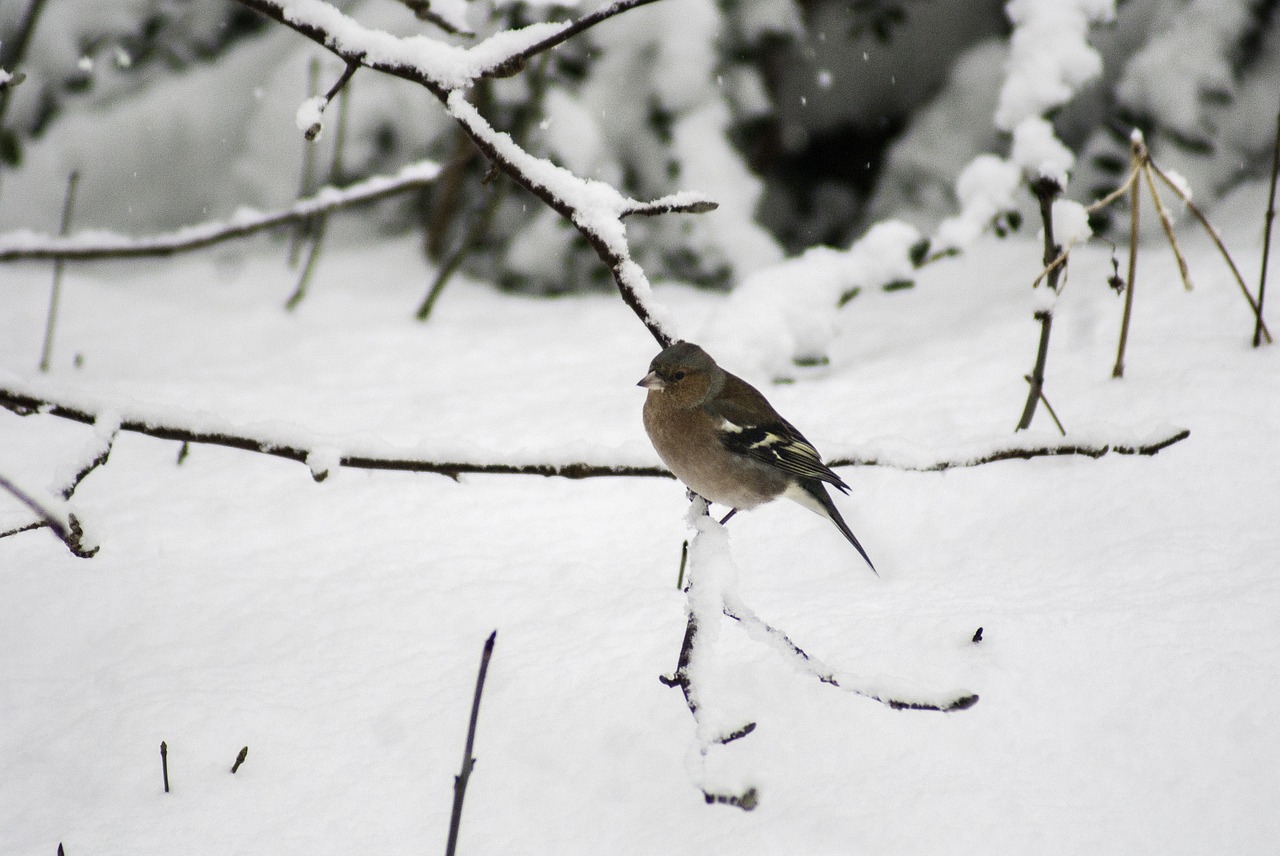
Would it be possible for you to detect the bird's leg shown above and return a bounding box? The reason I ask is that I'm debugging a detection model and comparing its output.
[718,509,737,525]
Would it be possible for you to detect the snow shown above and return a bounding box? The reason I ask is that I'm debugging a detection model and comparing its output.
[3,2,1280,852]
[293,95,326,135]
[4,182,1280,851]
[995,0,1115,132]
[935,154,1022,250]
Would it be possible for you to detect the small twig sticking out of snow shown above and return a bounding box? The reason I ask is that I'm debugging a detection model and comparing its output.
[446,630,497,856]
[230,746,249,774]
[1016,177,1066,432]
[1255,102,1280,349]
[38,170,80,373]
[160,741,170,793]
[0,161,441,263]
[1112,135,1143,379]
[1082,133,1273,351]
[1145,157,1271,343]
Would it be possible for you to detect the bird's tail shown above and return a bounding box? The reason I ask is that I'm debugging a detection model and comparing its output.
[787,480,878,575]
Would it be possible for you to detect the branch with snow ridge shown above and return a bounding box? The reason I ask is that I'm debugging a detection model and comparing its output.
[0,416,118,554]
[0,383,1190,490]
[0,472,100,558]
[0,161,441,263]
[230,0,701,346]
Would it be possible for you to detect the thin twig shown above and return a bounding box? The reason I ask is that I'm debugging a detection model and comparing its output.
[1141,163,1192,290]
[160,741,170,793]
[1147,158,1272,343]
[0,471,97,558]
[395,0,476,36]
[0,470,97,557]
[1256,102,1280,348]
[417,175,507,320]
[39,170,80,372]
[1113,144,1141,379]
[721,596,979,712]
[446,630,497,856]
[285,79,348,311]
[288,56,323,267]
[302,60,358,142]
[1016,177,1063,431]
[1038,387,1067,437]
[0,424,115,543]
[0,162,440,263]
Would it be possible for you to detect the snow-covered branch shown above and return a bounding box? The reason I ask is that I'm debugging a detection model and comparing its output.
[0,472,98,558]
[659,500,977,809]
[231,0,700,347]
[0,383,1190,490]
[0,160,441,263]
[0,415,118,555]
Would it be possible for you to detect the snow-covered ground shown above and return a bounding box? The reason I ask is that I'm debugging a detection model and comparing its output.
[2,172,1278,853]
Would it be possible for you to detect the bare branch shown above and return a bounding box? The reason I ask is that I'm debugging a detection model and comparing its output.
[620,194,718,218]
[485,0,667,79]
[0,161,441,263]
[395,0,476,37]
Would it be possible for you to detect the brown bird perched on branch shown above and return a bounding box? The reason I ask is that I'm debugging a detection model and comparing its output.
[639,340,876,574]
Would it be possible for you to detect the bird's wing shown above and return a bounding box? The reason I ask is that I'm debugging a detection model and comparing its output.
[708,376,850,492]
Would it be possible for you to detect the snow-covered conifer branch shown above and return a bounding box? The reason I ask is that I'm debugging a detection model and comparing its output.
[231,0,695,347]
[0,160,441,263]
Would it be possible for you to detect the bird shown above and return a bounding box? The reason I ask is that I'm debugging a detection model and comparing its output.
[638,340,876,574]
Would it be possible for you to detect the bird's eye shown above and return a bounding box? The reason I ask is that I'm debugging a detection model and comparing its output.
[673,370,686,381]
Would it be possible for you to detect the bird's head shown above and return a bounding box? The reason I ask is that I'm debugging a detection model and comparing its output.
[637,340,723,406]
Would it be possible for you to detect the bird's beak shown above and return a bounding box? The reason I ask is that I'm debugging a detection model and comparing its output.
[637,370,665,390]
